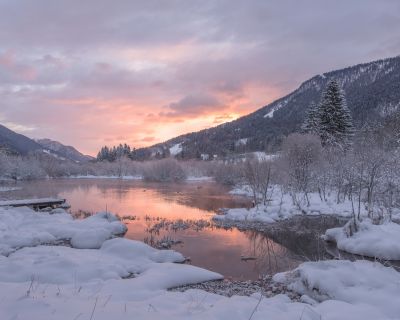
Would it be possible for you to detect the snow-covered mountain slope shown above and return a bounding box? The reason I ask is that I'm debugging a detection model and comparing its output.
[0,123,42,155]
[136,55,400,160]
[0,123,92,162]
[36,138,93,162]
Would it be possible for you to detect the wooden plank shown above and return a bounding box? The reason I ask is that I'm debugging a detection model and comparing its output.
[0,198,66,208]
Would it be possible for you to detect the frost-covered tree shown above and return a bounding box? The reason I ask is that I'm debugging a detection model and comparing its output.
[280,133,323,207]
[301,102,320,134]
[243,157,274,206]
[317,80,354,149]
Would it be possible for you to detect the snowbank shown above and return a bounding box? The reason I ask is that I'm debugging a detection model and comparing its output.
[0,282,318,320]
[0,206,127,255]
[274,259,400,319]
[1,205,399,319]
[186,176,214,182]
[323,219,400,260]
[216,186,356,224]
[0,238,223,287]
[0,186,21,192]
[69,174,143,180]
[213,188,352,223]
[1,260,397,320]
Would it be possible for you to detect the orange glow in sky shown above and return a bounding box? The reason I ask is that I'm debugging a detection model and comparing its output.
[1,1,399,155]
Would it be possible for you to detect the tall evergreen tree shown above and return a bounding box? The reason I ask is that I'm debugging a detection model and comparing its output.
[317,80,354,149]
[301,102,320,134]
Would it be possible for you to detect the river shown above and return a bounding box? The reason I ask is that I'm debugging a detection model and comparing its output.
[1,178,304,280]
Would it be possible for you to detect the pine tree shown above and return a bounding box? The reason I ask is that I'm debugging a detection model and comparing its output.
[301,102,320,134]
[96,143,135,162]
[317,80,354,149]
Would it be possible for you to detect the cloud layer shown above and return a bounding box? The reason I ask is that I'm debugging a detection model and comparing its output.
[0,0,399,155]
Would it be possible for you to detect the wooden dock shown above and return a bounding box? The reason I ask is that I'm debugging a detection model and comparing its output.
[0,198,67,210]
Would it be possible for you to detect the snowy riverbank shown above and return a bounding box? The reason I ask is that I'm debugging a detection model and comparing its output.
[215,184,400,224]
[1,205,399,319]
[68,174,213,182]
[214,190,356,225]
[323,219,400,260]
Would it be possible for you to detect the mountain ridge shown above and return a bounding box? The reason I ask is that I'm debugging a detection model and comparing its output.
[0,124,92,162]
[36,138,94,163]
[0,124,43,155]
[133,54,400,160]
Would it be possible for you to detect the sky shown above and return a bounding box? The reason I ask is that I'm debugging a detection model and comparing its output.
[0,0,399,155]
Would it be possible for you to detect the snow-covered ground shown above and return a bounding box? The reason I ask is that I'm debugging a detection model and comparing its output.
[186,176,214,182]
[0,206,127,255]
[69,174,143,180]
[0,186,22,192]
[1,258,398,319]
[215,185,360,224]
[274,259,400,319]
[1,205,399,319]
[68,174,213,182]
[323,219,400,260]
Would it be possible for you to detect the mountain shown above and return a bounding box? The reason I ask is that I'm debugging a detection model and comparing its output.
[134,55,400,160]
[0,124,42,155]
[0,123,93,162]
[36,139,94,162]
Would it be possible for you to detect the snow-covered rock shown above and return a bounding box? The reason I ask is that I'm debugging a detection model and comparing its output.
[323,219,400,260]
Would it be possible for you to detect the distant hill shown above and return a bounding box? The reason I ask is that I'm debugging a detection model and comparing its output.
[36,139,94,162]
[0,123,92,162]
[134,55,400,160]
[0,124,42,155]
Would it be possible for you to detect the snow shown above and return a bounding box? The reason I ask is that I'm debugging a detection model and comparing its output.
[1,259,398,319]
[0,186,21,192]
[1,205,399,319]
[235,138,248,146]
[0,239,222,286]
[0,206,127,254]
[69,175,213,182]
[69,174,143,180]
[274,259,400,319]
[216,186,357,223]
[323,219,400,260]
[169,143,183,156]
[186,176,213,182]
[250,152,277,161]
[42,149,66,161]
[0,283,316,320]
[0,197,65,206]
[263,100,288,119]
[264,108,276,118]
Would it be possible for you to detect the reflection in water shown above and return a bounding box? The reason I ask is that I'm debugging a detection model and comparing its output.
[2,178,303,280]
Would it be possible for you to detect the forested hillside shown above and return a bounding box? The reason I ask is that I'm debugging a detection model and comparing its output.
[135,55,400,160]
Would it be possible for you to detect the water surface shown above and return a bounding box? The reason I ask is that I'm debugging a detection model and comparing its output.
[1,179,302,279]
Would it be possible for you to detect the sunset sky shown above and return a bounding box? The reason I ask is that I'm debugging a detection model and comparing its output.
[1,0,399,155]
